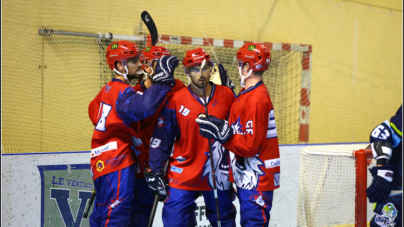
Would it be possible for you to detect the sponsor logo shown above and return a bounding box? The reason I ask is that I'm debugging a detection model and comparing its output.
[244,55,254,58]
[256,64,262,69]
[96,160,104,172]
[266,59,271,63]
[145,14,150,22]
[157,117,164,128]
[265,158,280,169]
[91,141,118,158]
[170,165,183,174]
[150,138,161,148]
[154,72,164,78]
[110,54,118,57]
[246,120,253,135]
[111,43,118,50]
[194,56,204,60]
[132,136,143,146]
[247,45,256,50]
[145,47,151,52]
[109,199,121,209]
[106,154,127,167]
[274,173,280,187]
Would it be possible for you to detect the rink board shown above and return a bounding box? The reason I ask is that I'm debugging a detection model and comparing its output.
[1,143,366,226]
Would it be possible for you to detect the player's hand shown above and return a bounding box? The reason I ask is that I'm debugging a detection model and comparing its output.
[144,167,168,202]
[366,165,393,203]
[153,55,179,86]
[196,114,232,144]
[218,63,235,91]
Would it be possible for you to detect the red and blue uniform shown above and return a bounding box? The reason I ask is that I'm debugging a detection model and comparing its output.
[130,79,185,226]
[88,78,171,227]
[149,83,236,227]
[223,81,280,227]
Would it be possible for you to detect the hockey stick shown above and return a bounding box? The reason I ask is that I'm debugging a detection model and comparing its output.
[200,59,222,227]
[82,189,96,218]
[148,160,170,227]
[141,11,158,46]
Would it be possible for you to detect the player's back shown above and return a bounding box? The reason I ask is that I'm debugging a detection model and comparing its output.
[88,78,139,180]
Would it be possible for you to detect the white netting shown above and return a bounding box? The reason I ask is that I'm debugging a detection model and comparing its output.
[297,144,375,227]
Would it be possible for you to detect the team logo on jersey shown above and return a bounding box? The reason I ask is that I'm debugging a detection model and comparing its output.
[202,141,231,190]
[96,160,105,172]
[105,85,112,93]
[230,152,264,190]
[373,203,397,226]
[250,193,269,208]
[157,117,164,128]
[111,43,118,49]
[247,45,256,51]
[132,136,143,146]
[231,117,245,135]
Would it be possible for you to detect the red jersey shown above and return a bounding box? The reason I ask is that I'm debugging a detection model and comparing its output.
[89,78,171,180]
[149,83,236,191]
[131,79,185,177]
[224,81,280,191]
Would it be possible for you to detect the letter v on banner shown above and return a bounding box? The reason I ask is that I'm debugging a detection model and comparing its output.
[50,188,92,227]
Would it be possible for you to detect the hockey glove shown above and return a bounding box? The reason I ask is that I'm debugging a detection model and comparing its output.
[153,55,179,86]
[366,164,394,203]
[196,114,232,144]
[144,167,168,202]
[218,63,235,91]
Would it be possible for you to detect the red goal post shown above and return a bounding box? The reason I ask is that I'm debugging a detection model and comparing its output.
[297,145,375,227]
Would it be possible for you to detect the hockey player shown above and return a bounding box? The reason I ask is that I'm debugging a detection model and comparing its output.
[196,43,280,227]
[88,40,179,227]
[130,45,185,226]
[145,47,237,227]
[367,105,402,227]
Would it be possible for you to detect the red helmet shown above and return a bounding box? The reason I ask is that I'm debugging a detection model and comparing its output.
[236,43,271,71]
[182,47,212,70]
[106,41,141,70]
[142,46,171,62]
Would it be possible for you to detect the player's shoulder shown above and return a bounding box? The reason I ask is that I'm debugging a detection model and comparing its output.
[214,84,235,97]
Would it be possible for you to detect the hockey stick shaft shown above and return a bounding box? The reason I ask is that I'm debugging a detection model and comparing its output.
[147,160,170,227]
[82,189,96,218]
[200,60,222,227]
[141,11,158,46]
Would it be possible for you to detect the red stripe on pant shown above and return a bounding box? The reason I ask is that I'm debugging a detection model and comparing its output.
[105,169,121,226]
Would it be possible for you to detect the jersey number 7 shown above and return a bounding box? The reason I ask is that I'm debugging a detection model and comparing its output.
[96,103,112,131]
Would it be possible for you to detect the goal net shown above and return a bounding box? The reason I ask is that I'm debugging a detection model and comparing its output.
[2,27,312,153]
[297,144,375,227]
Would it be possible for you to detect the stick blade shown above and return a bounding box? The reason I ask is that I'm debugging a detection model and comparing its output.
[141,11,158,46]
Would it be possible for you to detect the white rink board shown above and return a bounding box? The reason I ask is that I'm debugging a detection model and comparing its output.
[2,144,364,226]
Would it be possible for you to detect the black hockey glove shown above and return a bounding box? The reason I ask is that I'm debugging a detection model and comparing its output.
[196,114,232,144]
[144,167,168,202]
[153,55,179,86]
[366,164,393,203]
[218,63,235,91]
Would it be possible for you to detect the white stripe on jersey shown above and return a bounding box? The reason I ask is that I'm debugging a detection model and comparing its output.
[267,110,277,139]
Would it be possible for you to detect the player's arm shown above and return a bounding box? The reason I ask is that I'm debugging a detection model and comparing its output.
[116,84,171,125]
[223,102,269,158]
[88,91,102,126]
[148,101,179,173]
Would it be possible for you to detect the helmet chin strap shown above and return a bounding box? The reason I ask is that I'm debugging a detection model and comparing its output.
[114,66,130,85]
[239,67,253,87]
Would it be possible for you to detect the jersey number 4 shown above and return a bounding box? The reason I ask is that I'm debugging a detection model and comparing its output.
[95,103,112,131]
